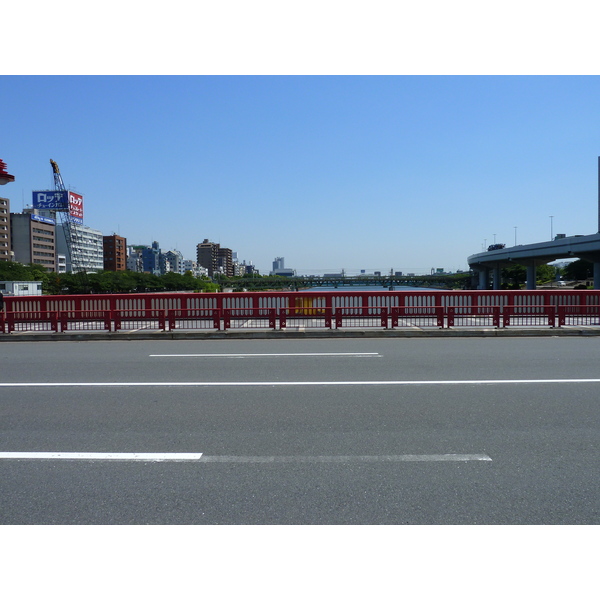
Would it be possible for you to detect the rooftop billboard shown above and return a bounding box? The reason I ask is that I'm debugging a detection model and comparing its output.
[32,190,83,223]
[68,192,84,223]
[32,191,67,210]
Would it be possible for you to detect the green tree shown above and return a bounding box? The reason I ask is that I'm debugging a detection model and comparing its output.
[563,259,593,281]
[501,264,526,289]
[536,264,556,285]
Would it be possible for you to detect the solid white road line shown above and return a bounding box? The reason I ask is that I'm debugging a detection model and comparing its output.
[0,452,490,463]
[0,452,203,461]
[149,352,381,357]
[2,378,600,387]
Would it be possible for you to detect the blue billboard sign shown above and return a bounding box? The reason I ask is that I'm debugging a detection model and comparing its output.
[32,191,68,210]
[30,214,56,225]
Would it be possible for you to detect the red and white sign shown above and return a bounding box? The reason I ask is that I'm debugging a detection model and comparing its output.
[68,191,84,221]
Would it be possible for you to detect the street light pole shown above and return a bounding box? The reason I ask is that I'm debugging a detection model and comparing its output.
[514,226,517,246]
[550,216,554,241]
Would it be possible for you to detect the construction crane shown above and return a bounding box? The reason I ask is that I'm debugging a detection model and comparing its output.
[49,159,86,281]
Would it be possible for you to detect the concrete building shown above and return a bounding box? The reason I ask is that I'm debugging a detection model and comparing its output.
[103,234,127,271]
[127,246,144,272]
[217,246,233,277]
[270,256,295,277]
[182,259,208,278]
[0,280,43,296]
[57,254,67,274]
[197,239,221,277]
[0,197,11,262]
[162,249,184,275]
[141,241,161,275]
[56,222,104,273]
[10,212,57,271]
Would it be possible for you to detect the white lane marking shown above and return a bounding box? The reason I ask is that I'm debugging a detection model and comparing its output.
[199,454,492,463]
[0,453,490,463]
[0,452,203,461]
[149,352,381,357]
[2,378,600,388]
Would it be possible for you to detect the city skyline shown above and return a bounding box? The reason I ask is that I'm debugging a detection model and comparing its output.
[4,30,600,278]
[3,75,600,276]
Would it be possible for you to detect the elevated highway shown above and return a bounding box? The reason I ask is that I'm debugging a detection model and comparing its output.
[468,233,600,290]
[469,156,600,290]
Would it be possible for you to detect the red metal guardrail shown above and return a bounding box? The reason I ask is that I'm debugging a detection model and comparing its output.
[1,290,600,333]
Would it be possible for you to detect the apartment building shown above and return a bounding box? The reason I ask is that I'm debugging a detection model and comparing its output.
[103,234,127,271]
[10,212,56,271]
[0,197,10,262]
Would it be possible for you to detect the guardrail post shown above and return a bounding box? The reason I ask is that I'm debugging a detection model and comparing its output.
[269,309,277,330]
[447,306,455,328]
[167,310,176,331]
[7,311,14,333]
[223,309,231,330]
[437,306,444,328]
[50,311,59,333]
[380,307,388,328]
[547,305,556,328]
[335,312,343,329]
[557,306,565,327]
[157,310,165,331]
[279,309,287,329]
[493,306,500,328]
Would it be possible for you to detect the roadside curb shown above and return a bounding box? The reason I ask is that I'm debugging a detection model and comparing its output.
[2,327,600,342]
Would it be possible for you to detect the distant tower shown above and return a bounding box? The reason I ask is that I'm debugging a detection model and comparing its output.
[273,257,284,271]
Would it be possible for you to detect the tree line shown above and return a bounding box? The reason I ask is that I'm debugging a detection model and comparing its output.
[0,262,219,294]
[500,260,593,289]
[0,259,595,295]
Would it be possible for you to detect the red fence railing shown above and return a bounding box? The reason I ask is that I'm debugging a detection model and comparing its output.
[1,290,600,333]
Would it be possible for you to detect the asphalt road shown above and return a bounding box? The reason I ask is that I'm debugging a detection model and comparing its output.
[1,337,599,524]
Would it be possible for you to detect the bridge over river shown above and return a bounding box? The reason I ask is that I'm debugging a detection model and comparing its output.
[222,273,470,292]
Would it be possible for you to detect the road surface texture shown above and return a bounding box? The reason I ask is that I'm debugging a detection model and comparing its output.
[1,337,599,524]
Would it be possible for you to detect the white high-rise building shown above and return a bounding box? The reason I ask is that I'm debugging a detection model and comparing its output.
[56,222,104,273]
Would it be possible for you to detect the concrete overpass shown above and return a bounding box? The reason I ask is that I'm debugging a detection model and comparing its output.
[468,232,600,290]
[469,157,600,290]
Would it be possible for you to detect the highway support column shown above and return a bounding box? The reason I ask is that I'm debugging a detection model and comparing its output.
[526,263,537,290]
[492,265,502,290]
[476,267,489,290]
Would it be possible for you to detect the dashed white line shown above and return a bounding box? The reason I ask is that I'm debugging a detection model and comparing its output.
[198,454,492,463]
[0,452,203,461]
[149,352,381,358]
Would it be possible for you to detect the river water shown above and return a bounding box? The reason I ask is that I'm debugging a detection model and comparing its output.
[306,285,444,292]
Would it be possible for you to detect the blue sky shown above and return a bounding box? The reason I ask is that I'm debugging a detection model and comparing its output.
[2,75,600,275]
